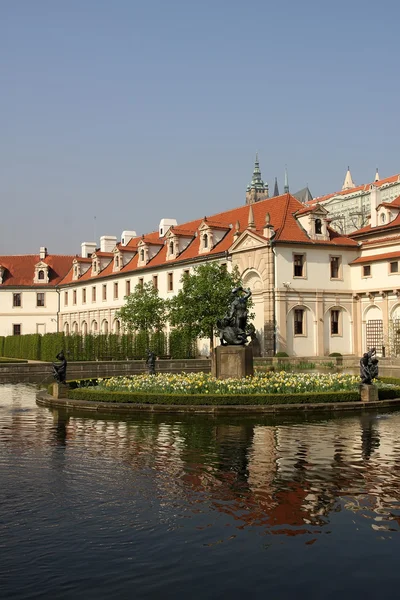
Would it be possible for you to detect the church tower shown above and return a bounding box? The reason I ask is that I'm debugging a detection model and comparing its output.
[246,154,269,205]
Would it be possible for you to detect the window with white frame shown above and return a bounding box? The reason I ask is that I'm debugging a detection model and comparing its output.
[293,254,305,278]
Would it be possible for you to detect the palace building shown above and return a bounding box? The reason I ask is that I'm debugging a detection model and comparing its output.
[1,160,400,357]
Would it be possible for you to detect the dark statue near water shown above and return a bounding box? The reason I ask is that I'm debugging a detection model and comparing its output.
[52,351,67,384]
[217,286,252,346]
[146,349,156,375]
[360,348,379,384]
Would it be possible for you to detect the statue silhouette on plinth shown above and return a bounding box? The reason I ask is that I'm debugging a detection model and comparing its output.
[360,348,379,384]
[52,351,67,384]
[217,286,252,346]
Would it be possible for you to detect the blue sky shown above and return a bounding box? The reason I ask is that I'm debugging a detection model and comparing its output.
[1,0,399,254]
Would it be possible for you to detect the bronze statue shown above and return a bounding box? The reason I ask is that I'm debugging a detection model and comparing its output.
[217,286,252,346]
[146,349,156,375]
[52,351,67,384]
[360,348,379,384]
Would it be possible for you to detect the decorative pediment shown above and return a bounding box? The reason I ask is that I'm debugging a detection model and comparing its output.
[165,228,193,260]
[34,261,49,284]
[296,204,330,241]
[229,230,269,254]
[198,219,230,254]
[72,257,91,280]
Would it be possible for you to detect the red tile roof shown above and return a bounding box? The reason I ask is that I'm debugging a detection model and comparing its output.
[350,212,400,237]
[58,194,358,284]
[350,251,400,265]
[309,174,400,206]
[0,254,75,287]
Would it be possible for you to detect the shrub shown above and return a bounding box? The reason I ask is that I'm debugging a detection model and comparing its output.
[275,352,289,357]
[329,352,342,357]
[69,387,360,405]
[169,329,197,359]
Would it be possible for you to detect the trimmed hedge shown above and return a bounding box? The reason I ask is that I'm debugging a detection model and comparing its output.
[69,387,360,405]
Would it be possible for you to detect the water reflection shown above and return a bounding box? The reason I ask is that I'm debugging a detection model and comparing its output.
[2,385,400,598]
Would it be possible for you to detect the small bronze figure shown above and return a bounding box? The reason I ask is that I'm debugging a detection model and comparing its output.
[360,348,379,384]
[52,351,67,384]
[146,349,156,375]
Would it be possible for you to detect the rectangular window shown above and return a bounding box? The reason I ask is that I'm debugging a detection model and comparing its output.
[168,272,173,292]
[138,278,144,288]
[363,265,371,277]
[73,290,77,305]
[390,261,399,274]
[331,309,340,335]
[64,291,68,306]
[153,275,158,289]
[114,282,118,299]
[92,286,96,302]
[126,280,131,296]
[82,288,86,304]
[330,256,341,279]
[293,254,305,278]
[13,293,21,307]
[294,309,304,335]
[36,293,45,307]
[102,284,107,300]
[183,269,190,278]
[13,324,21,336]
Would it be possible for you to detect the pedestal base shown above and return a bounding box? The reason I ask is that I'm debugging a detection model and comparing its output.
[212,345,254,379]
[359,383,379,402]
[52,383,68,399]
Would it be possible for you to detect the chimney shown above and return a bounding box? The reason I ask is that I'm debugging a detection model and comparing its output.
[39,247,47,260]
[121,230,137,246]
[100,235,117,253]
[159,218,178,238]
[81,242,97,258]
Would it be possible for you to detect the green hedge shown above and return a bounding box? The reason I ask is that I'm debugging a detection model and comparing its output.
[169,329,197,359]
[69,388,360,405]
[0,331,172,361]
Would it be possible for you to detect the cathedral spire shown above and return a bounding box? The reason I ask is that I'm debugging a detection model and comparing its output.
[284,167,289,194]
[375,167,380,182]
[246,154,269,205]
[342,166,356,190]
[273,177,279,197]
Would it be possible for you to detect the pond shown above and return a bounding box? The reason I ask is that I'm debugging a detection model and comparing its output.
[1,384,400,599]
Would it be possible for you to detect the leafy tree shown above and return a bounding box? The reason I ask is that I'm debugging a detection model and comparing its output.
[116,282,167,341]
[168,262,252,353]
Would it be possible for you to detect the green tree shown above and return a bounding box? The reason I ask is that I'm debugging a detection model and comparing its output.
[168,262,252,353]
[116,282,167,342]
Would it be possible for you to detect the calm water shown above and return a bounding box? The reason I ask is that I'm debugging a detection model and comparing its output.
[2,386,400,599]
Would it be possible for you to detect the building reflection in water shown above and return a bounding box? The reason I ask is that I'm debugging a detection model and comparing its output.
[2,385,400,541]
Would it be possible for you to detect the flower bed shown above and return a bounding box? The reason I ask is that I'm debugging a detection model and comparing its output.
[96,372,360,395]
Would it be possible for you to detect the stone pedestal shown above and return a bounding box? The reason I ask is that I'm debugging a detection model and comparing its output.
[359,383,379,402]
[212,346,254,379]
[52,383,68,399]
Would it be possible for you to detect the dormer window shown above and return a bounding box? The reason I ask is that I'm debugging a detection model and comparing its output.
[381,213,386,224]
[140,249,144,262]
[169,241,174,255]
[315,219,322,234]
[93,261,98,274]
[33,262,49,284]
[115,256,119,268]
[203,234,208,249]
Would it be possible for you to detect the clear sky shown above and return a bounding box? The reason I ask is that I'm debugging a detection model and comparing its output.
[1,0,399,255]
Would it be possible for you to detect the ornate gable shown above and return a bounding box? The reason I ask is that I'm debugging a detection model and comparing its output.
[229,230,269,254]
[33,261,49,284]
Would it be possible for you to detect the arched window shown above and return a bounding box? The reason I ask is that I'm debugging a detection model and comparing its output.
[315,219,322,234]
[92,320,98,333]
[72,321,78,334]
[203,234,208,249]
[81,321,88,336]
[114,319,121,335]
[169,241,174,255]
[102,320,109,334]
[381,213,386,224]
[115,256,119,267]
[140,249,145,262]
[38,270,45,280]
[64,323,70,335]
